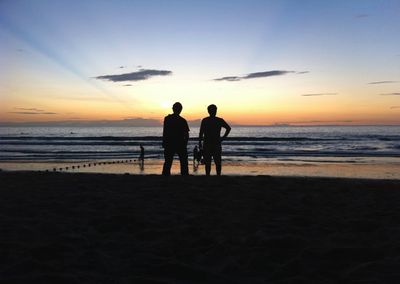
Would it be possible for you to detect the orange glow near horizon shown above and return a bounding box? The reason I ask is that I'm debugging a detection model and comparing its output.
[2,93,400,125]
[1,51,400,126]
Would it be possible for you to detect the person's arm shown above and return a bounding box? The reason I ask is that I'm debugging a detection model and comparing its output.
[162,117,167,148]
[184,121,189,145]
[199,120,204,148]
[220,119,231,142]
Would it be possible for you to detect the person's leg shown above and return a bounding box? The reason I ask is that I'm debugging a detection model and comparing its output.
[162,148,174,176]
[140,155,144,170]
[178,147,189,175]
[202,144,214,175]
[214,147,222,175]
[203,149,211,175]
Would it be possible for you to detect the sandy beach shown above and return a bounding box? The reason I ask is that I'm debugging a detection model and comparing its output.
[2,157,400,179]
[1,172,400,283]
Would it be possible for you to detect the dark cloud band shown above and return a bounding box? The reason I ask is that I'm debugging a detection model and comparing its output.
[96,69,172,82]
[244,70,294,79]
[214,70,306,82]
[11,107,56,115]
[380,93,400,96]
[9,111,57,115]
[368,81,398,85]
[15,107,45,112]
[214,76,241,82]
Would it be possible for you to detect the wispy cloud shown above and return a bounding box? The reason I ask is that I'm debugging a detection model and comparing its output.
[368,81,398,85]
[15,107,44,112]
[355,14,369,18]
[9,111,57,115]
[277,119,353,125]
[301,93,338,97]
[9,107,57,115]
[390,106,400,109]
[54,95,113,102]
[95,69,172,83]
[244,70,294,79]
[123,84,132,86]
[380,93,400,96]
[213,70,307,82]
[0,118,162,127]
[214,76,241,82]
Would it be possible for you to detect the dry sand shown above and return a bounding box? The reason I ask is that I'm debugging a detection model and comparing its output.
[1,172,400,283]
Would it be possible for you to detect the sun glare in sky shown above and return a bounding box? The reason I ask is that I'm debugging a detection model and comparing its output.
[0,0,399,125]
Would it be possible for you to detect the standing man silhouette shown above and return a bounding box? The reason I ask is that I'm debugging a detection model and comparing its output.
[199,104,231,176]
[162,102,189,176]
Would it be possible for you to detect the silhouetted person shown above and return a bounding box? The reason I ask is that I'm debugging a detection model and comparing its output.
[139,144,144,170]
[162,102,189,176]
[199,104,231,176]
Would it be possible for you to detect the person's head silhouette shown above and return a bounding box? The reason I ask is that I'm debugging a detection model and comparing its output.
[172,102,183,115]
[207,104,217,117]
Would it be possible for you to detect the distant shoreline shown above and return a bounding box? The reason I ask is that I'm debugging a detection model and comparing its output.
[1,123,400,127]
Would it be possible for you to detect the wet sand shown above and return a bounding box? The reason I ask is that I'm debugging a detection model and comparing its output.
[1,172,400,283]
[1,157,400,179]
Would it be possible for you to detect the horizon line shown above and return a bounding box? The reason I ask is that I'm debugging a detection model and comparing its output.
[1,121,400,127]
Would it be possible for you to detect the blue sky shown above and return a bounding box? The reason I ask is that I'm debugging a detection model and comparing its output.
[1,0,399,124]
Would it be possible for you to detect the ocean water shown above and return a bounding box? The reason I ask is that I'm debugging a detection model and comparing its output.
[1,126,400,163]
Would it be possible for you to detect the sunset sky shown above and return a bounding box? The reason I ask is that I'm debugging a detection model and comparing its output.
[1,0,399,125]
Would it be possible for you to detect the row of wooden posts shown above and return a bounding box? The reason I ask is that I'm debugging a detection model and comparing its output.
[50,159,137,172]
